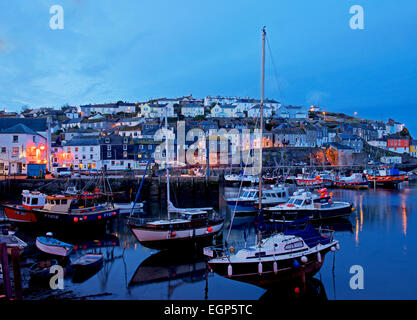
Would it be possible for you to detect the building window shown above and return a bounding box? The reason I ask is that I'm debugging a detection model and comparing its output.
[90,147,93,152]
[148,145,152,150]
[75,147,79,152]
[90,154,93,160]
[1,147,5,153]
[107,152,111,158]
[33,136,36,143]
[123,144,127,150]
[12,147,19,157]
[13,135,18,143]
[82,155,86,160]
[123,151,127,158]
[107,145,111,151]
[111,161,115,166]
[105,138,110,143]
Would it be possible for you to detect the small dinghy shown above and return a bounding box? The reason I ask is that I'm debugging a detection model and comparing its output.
[28,259,59,285]
[36,233,74,257]
[71,253,104,283]
[71,253,103,270]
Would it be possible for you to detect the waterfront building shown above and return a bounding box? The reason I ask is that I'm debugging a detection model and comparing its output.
[334,134,363,153]
[64,137,101,170]
[0,123,48,175]
[140,103,175,118]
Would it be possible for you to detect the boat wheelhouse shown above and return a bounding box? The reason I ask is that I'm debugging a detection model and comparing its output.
[263,189,353,222]
[2,190,45,223]
[226,185,289,213]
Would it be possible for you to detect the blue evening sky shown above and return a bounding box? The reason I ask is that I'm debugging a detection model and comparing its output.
[0,1,416,133]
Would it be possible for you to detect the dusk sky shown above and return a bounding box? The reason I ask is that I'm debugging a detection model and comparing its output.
[1,1,417,133]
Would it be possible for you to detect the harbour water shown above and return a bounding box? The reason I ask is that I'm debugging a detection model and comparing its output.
[2,181,417,300]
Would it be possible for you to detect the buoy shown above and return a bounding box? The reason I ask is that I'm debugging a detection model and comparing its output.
[46,232,53,237]
[336,243,340,250]
[73,217,78,223]
[170,231,176,237]
[294,287,300,294]
[317,252,322,263]
[331,246,336,252]
[293,259,300,269]
[227,264,233,277]
[273,261,278,274]
[258,262,263,274]
[207,226,213,233]
[301,256,308,263]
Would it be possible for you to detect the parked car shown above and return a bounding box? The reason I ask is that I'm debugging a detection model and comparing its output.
[53,167,72,178]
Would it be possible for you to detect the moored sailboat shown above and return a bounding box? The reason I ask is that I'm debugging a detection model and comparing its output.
[128,106,224,250]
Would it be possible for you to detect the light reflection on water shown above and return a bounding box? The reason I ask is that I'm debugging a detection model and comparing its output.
[12,181,417,300]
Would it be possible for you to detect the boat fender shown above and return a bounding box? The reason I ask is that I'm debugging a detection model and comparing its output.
[227,264,233,277]
[170,231,176,237]
[207,226,213,233]
[301,256,308,264]
[273,261,278,274]
[331,246,336,252]
[317,252,322,263]
[336,243,340,250]
[258,262,263,275]
[293,259,300,269]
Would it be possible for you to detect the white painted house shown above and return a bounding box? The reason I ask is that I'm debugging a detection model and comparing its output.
[140,103,175,118]
[210,104,244,118]
[0,124,48,175]
[181,104,205,117]
[64,138,101,170]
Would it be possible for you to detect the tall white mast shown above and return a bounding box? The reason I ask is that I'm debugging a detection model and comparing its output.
[259,27,265,211]
[258,27,266,247]
[165,106,171,220]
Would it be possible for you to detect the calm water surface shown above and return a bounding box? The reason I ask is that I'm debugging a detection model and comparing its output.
[6,181,417,300]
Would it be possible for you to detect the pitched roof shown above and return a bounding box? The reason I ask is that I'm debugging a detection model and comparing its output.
[65,138,99,146]
[0,123,39,135]
[0,117,48,132]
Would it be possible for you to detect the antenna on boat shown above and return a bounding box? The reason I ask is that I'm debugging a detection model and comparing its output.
[258,26,266,247]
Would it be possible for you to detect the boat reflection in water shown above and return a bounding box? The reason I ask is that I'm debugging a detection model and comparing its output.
[129,250,207,299]
[259,277,327,302]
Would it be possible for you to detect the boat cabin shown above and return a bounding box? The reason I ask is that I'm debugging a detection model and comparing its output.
[145,211,209,230]
[22,190,46,209]
[43,195,75,213]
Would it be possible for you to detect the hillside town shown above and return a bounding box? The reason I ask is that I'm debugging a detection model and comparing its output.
[0,94,415,177]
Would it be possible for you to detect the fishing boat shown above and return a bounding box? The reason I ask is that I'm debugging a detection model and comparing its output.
[263,189,353,222]
[365,166,406,188]
[225,185,289,214]
[71,253,103,270]
[224,173,259,186]
[114,201,144,214]
[36,233,74,257]
[32,194,119,226]
[294,174,327,188]
[0,231,28,255]
[128,106,224,250]
[332,173,368,189]
[2,190,45,223]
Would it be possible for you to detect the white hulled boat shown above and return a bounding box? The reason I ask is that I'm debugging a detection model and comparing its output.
[128,106,224,250]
